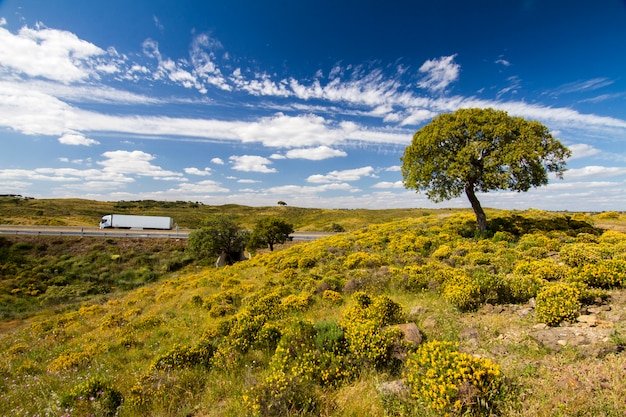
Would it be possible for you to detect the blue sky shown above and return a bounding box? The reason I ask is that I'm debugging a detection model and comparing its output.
[1,0,625,211]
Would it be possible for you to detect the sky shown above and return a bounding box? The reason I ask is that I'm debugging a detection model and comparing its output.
[0,0,625,212]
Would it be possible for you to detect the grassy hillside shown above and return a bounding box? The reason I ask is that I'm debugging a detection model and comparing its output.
[1,208,626,416]
[0,197,457,231]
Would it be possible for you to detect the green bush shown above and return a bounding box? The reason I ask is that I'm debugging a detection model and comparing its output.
[151,340,215,371]
[535,283,581,326]
[403,340,502,415]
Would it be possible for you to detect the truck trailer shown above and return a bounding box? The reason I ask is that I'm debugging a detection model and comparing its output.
[99,214,174,230]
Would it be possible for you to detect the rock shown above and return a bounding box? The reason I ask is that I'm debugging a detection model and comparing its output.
[480,303,495,314]
[459,327,480,344]
[422,316,437,329]
[518,308,533,318]
[386,322,423,361]
[377,380,410,397]
[393,323,423,347]
[408,306,426,319]
[577,314,598,326]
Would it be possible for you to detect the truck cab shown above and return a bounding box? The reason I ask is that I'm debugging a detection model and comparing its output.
[99,215,113,229]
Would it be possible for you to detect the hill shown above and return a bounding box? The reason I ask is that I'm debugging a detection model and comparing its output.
[1,207,626,416]
[0,197,462,231]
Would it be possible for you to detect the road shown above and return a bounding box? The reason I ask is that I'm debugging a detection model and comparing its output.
[0,226,333,241]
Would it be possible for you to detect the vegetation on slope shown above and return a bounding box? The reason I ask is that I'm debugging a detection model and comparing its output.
[1,209,626,416]
[0,197,445,231]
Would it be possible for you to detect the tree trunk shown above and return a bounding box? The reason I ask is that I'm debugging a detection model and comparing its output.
[464,182,487,235]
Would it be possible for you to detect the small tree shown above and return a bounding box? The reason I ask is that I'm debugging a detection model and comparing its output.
[188,215,249,265]
[249,217,294,251]
[401,108,570,234]
[277,201,287,206]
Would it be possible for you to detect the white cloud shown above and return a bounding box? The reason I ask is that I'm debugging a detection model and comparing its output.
[98,150,184,180]
[418,55,460,93]
[184,167,212,176]
[563,166,626,180]
[171,180,228,194]
[211,157,225,165]
[495,58,511,67]
[0,24,106,83]
[284,146,347,160]
[385,165,401,172]
[372,181,404,189]
[58,132,99,146]
[307,166,376,183]
[568,143,601,159]
[229,155,277,173]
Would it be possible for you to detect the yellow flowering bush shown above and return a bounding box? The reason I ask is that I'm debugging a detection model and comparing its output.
[559,243,601,267]
[441,271,481,312]
[513,259,570,281]
[502,273,547,303]
[343,251,383,269]
[577,259,626,289]
[62,376,123,417]
[150,339,215,371]
[403,340,502,415]
[535,283,581,326]
[47,343,104,373]
[322,289,343,303]
[244,370,318,417]
[281,292,313,312]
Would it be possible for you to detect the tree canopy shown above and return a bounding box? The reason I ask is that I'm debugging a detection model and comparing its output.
[249,217,294,251]
[188,215,249,265]
[401,108,571,234]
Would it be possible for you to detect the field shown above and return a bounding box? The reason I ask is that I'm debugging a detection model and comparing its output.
[1,198,626,416]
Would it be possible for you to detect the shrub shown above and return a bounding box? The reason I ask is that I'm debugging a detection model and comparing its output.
[559,243,601,267]
[404,340,502,415]
[535,283,581,326]
[244,371,318,417]
[440,271,481,312]
[63,376,123,417]
[343,292,405,328]
[151,340,215,371]
[577,259,626,289]
[502,274,547,303]
[322,289,343,304]
[342,293,405,369]
[343,251,383,269]
[513,259,570,281]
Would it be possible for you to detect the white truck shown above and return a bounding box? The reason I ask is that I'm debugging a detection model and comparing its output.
[99,214,174,230]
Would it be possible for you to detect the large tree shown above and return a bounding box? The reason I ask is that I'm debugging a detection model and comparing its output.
[401,108,571,234]
[249,217,294,251]
[188,215,249,265]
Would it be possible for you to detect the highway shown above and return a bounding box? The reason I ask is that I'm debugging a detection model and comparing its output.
[0,226,333,241]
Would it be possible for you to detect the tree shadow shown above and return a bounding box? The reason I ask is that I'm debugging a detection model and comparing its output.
[487,214,603,237]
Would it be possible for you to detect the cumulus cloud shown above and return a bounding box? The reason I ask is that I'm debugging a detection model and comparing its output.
[307,166,376,183]
[0,23,107,83]
[58,132,99,146]
[568,143,601,159]
[284,146,347,160]
[98,150,184,180]
[184,167,212,176]
[418,55,460,93]
[371,180,404,189]
[211,157,225,165]
[563,166,626,179]
[229,155,277,173]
